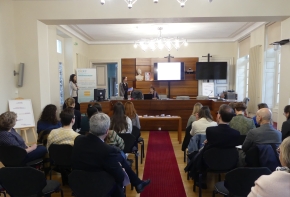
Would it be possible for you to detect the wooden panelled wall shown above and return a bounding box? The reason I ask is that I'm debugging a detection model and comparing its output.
[121,58,199,98]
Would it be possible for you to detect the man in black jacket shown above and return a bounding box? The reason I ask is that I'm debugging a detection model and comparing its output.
[72,113,150,197]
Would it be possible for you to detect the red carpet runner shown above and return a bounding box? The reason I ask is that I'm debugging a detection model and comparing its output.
[141,131,187,197]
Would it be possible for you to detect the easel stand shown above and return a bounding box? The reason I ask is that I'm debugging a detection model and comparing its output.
[19,127,37,145]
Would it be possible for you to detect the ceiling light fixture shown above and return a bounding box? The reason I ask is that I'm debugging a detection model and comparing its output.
[124,0,138,9]
[153,0,158,3]
[176,0,187,7]
[133,27,188,52]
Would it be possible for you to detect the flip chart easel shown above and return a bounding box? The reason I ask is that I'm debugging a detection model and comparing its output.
[8,98,37,145]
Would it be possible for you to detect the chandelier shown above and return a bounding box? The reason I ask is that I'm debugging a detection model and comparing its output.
[99,0,214,9]
[133,27,188,51]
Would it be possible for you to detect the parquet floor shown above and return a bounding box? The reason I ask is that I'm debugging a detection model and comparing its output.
[2,131,223,197]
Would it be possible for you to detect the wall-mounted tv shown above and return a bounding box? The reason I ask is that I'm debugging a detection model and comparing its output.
[195,62,227,80]
[154,62,185,81]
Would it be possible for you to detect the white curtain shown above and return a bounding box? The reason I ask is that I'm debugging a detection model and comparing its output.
[248,45,263,114]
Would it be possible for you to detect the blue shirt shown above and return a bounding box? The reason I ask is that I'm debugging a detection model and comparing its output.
[37,120,62,133]
[0,128,27,149]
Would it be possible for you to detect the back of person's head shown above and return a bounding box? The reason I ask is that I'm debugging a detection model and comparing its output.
[87,104,99,119]
[234,102,247,112]
[60,108,75,126]
[198,106,213,121]
[284,105,290,120]
[90,113,110,136]
[192,102,203,115]
[110,102,128,132]
[93,103,102,112]
[39,104,58,124]
[124,101,137,119]
[256,108,272,123]
[219,104,234,123]
[258,103,268,109]
[65,97,75,108]
[69,74,76,83]
[228,102,236,111]
[280,136,290,168]
[0,111,17,131]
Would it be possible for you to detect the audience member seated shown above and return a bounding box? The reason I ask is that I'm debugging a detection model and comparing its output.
[110,102,132,134]
[252,103,269,127]
[281,105,290,140]
[72,113,150,196]
[229,102,255,135]
[0,111,47,163]
[189,106,217,136]
[242,108,282,153]
[37,104,62,133]
[80,104,99,133]
[186,102,203,128]
[125,101,141,129]
[65,97,81,132]
[228,102,236,116]
[149,86,159,100]
[46,108,79,149]
[248,136,290,197]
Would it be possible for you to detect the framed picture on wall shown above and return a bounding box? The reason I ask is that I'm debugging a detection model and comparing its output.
[145,72,151,81]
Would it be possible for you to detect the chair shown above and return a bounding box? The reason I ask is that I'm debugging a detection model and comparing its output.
[118,133,139,176]
[213,167,271,197]
[0,146,43,167]
[194,148,239,197]
[37,129,52,147]
[0,167,63,197]
[132,126,145,164]
[131,90,143,100]
[48,144,73,185]
[69,170,116,197]
[182,124,192,163]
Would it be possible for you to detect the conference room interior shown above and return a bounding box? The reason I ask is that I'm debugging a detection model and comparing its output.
[1,0,290,196]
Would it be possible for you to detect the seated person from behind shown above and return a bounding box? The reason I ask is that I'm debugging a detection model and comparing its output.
[281,105,290,140]
[252,103,269,128]
[248,136,290,197]
[149,86,159,100]
[190,106,218,136]
[47,108,80,149]
[0,111,47,163]
[242,108,282,153]
[64,97,81,132]
[72,113,150,196]
[80,104,99,133]
[125,101,141,129]
[37,104,62,133]
[187,102,203,128]
[110,102,132,134]
[229,102,255,135]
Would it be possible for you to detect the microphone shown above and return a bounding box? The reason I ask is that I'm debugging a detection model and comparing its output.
[207,90,213,97]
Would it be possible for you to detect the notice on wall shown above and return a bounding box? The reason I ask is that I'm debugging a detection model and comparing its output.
[202,82,215,97]
[77,68,97,102]
[8,99,35,129]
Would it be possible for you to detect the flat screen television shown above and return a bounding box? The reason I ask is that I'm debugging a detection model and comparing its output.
[195,62,227,80]
[154,62,185,81]
[94,88,106,101]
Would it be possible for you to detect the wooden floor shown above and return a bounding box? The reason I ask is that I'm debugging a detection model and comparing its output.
[2,131,222,197]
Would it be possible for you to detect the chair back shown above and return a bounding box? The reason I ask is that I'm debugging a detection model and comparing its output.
[48,144,73,167]
[118,133,136,153]
[131,90,143,100]
[203,148,238,171]
[0,167,46,197]
[37,129,52,146]
[182,124,192,151]
[69,170,115,197]
[0,146,27,167]
[224,167,271,196]
[132,126,141,140]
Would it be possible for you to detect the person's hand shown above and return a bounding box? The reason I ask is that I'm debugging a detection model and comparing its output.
[30,144,37,151]
[203,139,208,144]
[195,113,199,120]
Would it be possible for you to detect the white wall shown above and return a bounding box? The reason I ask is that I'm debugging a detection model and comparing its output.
[0,0,17,113]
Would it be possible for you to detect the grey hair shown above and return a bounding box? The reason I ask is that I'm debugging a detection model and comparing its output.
[89,113,110,136]
[280,136,290,168]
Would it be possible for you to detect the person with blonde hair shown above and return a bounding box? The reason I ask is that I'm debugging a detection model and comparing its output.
[65,97,81,132]
[186,102,203,128]
[248,136,290,197]
[124,101,140,129]
[0,111,47,163]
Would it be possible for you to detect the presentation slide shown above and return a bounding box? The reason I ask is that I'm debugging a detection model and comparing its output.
[157,63,181,80]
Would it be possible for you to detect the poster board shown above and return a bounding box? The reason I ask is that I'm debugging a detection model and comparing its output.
[77,68,97,102]
[202,82,215,97]
[8,99,35,129]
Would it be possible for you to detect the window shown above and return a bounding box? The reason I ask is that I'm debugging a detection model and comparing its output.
[56,40,62,54]
[276,52,281,104]
[236,56,249,100]
[246,62,249,97]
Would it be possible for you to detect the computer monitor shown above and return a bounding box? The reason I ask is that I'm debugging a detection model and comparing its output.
[143,94,153,100]
[94,89,106,101]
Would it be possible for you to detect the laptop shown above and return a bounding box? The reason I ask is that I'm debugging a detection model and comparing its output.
[143,94,153,100]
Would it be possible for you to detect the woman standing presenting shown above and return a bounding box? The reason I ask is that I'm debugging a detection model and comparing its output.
[119,76,128,100]
[69,74,79,110]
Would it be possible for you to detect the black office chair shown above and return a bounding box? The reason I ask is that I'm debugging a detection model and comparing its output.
[0,167,63,197]
[131,90,143,100]
[182,124,192,163]
[132,126,145,164]
[48,144,73,185]
[213,167,271,197]
[194,148,239,197]
[0,146,43,167]
[69,170,116,197]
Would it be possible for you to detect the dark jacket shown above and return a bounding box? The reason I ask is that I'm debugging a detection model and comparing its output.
[281,119,290,140]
